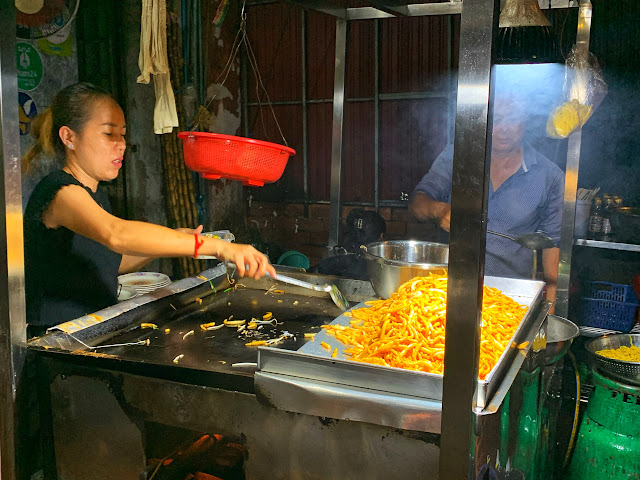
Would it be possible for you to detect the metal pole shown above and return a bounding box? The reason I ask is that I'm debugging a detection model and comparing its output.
[0,0,27,478]
[241,50,249,138]
[301,9,309,199]
[555,0,592,317]
[439,0,499,478]
[447,15,455,145]
[328,19,347,247]
[373,19,380,211]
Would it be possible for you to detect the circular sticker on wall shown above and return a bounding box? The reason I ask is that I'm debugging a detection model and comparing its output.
[37,19,73,57]
[16,42,43,91]
[16,0,79,40]
[19,91,38,136]
[15,0,45,15]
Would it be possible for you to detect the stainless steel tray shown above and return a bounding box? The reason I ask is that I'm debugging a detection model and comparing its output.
[258,276,544,409]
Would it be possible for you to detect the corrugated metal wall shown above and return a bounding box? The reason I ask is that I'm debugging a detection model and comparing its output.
[244,3,459,205]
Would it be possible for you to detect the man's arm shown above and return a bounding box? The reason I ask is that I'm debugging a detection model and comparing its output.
[409,192,452,232]
[538,168,564,314]
[542,247,559,314]
[409,146,455,231]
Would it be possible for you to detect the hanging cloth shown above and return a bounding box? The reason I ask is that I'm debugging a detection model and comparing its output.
[137,0,179,134]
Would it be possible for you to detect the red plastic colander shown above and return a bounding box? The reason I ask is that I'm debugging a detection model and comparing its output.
[178,132,296,187]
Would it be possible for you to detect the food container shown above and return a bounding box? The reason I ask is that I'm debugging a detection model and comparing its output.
[610,207,640,244]
[579,281,639,332]
[585,334,640,385]
[360,240,449,299]
[258,275,546,412]
[178,132,296,186]
[197,230,235,260]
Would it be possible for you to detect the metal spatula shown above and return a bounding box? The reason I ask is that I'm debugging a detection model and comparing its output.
[267,272,350,311]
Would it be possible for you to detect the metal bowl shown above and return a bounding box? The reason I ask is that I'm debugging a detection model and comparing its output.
[610,207,640,244]
[545,315,579,364]
[585,334,640,386]
[360,240,449,299]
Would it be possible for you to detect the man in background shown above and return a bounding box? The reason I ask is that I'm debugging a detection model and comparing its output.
[409,96,564,308]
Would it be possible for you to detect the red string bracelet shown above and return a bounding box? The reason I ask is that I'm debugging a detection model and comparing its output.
[194,233,205,258]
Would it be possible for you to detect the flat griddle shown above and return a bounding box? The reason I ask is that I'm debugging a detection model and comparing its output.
[91,287,341,373]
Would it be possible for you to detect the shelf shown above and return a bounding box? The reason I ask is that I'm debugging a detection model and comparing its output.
[580,323,640,338]
[574,239,640,252]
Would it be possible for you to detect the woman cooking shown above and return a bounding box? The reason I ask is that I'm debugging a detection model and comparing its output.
[23,82,275,338]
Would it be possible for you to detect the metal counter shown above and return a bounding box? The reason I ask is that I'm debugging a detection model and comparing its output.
[28,268,551,479]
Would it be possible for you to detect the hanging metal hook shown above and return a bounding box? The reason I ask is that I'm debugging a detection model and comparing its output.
[241,0,247,22]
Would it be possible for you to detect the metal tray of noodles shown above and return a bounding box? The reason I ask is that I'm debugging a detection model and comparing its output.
[257,275,544,409]
[586,334,640,386]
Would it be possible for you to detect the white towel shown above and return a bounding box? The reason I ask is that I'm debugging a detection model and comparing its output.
[137,0,179,134]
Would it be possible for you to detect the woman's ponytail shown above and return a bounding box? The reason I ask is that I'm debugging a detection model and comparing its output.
[21,108,55,173]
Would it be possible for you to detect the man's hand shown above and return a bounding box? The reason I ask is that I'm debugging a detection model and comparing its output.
[435,203,451,232]
[409,192,451,231]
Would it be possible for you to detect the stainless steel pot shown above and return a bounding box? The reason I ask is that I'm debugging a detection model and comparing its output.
[360,241,449,299]
[545,315,579,364]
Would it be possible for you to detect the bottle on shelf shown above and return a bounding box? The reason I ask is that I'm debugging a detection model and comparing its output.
[600,193,616,241]
[601,204,613,242]
[587,196,603,240]
[614,195,624,209]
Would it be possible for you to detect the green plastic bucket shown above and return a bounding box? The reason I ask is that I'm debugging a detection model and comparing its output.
[277,250,310,270]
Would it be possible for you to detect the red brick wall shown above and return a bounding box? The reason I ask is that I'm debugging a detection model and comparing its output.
[246,201,441,266]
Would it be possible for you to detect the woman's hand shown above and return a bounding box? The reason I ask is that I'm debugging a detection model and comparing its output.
[216,242,276,279]
[179,226,273,278]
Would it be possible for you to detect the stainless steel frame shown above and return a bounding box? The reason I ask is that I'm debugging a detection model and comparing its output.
[555,0,593,317]
[301,9,309,198]
[328,19,347,246]
[573,238,640,253]
[440,0,499,475]
[0,1,26,479]
[374,19,380,211]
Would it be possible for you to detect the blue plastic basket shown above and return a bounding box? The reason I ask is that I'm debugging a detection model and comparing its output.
[584,281,638,304]
[579,297,639,332]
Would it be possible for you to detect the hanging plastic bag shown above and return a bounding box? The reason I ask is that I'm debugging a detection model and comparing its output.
[546,45,608,139]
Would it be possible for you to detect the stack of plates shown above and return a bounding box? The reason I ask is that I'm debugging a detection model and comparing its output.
[118,272,171,296]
